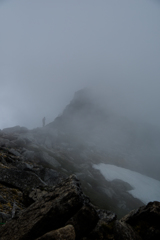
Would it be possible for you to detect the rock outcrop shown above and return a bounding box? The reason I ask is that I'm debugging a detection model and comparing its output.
[0,163,160,240]
[121,201,160,240]
[0,175,87,240]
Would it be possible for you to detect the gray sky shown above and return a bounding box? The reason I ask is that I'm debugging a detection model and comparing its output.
[0,0,160,129]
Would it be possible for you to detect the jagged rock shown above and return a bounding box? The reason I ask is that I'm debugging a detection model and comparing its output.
[114,221,142,240]
[121,201,160,240]
[66,203,99,239]
[23,185,60,207]
[0,175,87,240]
[96,209,117,222]
[0,169,160,240]
[0,183,24,216]
[0,168,46,191]
[35,225,76,240]
[27,188,49,203]
[82,218,141,240]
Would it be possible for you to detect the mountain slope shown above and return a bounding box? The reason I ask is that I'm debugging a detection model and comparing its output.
[1,88,160,217]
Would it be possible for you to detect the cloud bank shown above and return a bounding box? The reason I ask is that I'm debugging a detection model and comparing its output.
[0,0,160,129]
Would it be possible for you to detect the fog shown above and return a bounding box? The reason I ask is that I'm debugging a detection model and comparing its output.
[0,0,160,129]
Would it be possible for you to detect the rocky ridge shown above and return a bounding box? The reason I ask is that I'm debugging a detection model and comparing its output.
[0,123,144,218]
[1,89,160,239]
[0,132,160,239]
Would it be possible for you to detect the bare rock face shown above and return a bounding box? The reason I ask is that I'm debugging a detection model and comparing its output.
[121,201,160,240]
[0,171,160,240]
[0,168,46,191]
[114,221,142,240]
[0,175,88,240]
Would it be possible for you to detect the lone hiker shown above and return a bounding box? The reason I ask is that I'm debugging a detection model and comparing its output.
[42,117,46,127]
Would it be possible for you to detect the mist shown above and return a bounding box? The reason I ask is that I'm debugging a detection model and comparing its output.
[0,0,160,129]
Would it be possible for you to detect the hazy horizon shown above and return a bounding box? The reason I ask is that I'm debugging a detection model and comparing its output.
[1,0,160,129]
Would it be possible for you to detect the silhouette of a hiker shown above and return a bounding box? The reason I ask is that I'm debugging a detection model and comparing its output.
[42,117,46,127]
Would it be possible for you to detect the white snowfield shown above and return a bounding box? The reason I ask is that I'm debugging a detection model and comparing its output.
[93,163,160,204]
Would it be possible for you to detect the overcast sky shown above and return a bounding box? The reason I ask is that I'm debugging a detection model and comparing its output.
[0,0,160,129]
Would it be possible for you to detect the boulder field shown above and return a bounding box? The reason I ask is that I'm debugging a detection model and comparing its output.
[0,140,160,240]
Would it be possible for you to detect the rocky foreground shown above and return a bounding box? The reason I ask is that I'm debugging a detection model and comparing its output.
[0,133,160,240]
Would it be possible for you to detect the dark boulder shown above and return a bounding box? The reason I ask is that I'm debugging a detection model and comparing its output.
[81,209,117,240]
[114,221,142,240]
[66,203,99,239]
[0,175,87,240]
[0,168,46,191]
[121,201,160,240]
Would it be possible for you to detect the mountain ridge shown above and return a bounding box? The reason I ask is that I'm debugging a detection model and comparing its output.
[0,88,160,217]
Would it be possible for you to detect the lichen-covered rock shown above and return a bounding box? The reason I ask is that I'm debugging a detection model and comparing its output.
[0,183,24,215]
[0,175,87,240]
[0,168,46,191]
[23,186,55,206]
[35,225,76,240]
[96,209,117,222]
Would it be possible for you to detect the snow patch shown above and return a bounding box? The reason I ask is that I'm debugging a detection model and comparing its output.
[93,163,160,204]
